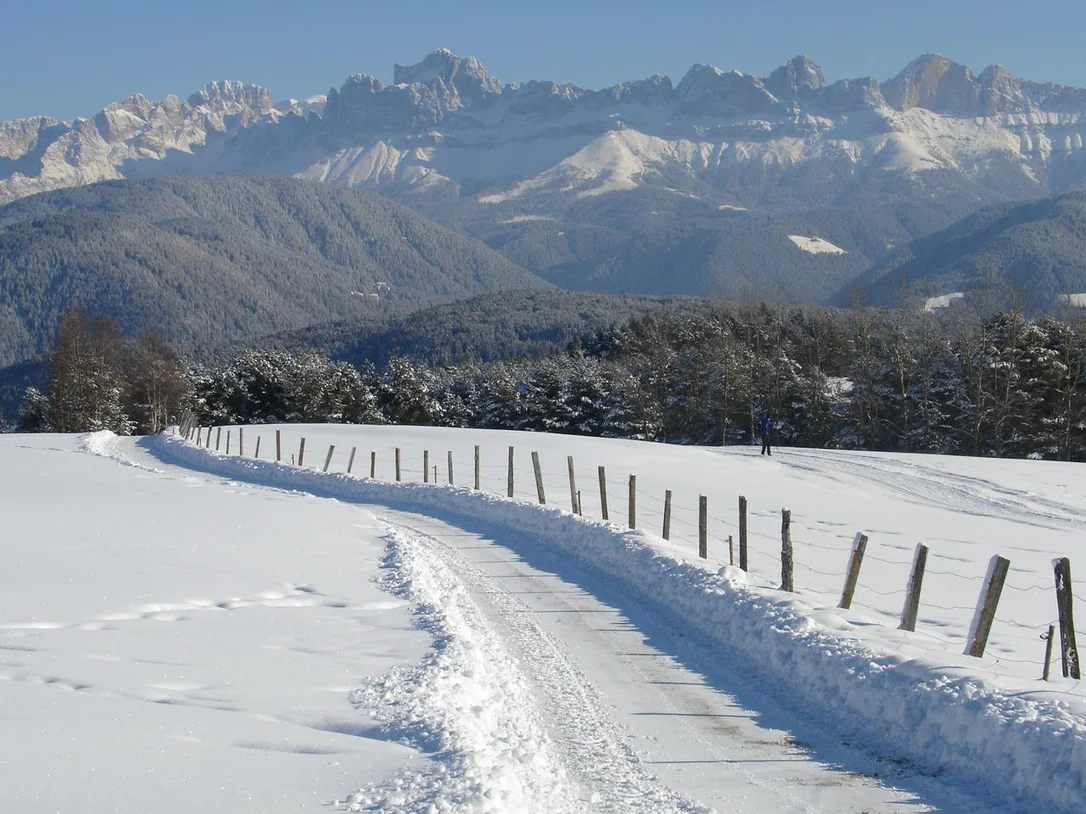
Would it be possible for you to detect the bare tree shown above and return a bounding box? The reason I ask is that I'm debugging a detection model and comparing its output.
[49,308,132,434]
[123,331,189,434]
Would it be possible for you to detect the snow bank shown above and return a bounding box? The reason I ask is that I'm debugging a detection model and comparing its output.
[151,432,1086,812]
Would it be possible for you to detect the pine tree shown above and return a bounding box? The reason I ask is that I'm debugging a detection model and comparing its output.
[16,387,52,432]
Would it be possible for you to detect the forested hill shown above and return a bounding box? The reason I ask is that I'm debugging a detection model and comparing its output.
[267,289,706,367]
[833,191,1086,309]
[0,175,548,366]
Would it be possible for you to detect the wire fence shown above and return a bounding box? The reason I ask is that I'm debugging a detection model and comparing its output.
[178,417,1083,683]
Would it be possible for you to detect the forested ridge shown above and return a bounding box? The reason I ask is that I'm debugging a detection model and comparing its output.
[174,301,1086,462]
[0,175,548,366]
[267,289,707,367]
[838,191,1086,309]
[18,295,1086,462]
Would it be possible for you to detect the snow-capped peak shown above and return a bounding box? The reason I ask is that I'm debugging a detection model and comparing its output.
[187,80,273,114]
[393,49,503,104]
[882,54,980,113]
[764,55,826,100]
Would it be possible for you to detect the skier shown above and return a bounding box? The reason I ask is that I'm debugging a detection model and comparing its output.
[759,413,772,456]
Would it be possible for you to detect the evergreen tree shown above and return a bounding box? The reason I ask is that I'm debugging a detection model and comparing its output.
[16,386,52,432]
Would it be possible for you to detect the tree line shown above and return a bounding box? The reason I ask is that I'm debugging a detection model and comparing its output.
[16,308,188,435]
[18,301,1086,463]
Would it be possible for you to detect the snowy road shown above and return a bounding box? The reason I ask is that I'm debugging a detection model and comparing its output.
[367,508,941,814]
[6,429,1078,812]
[115,433,1013,813]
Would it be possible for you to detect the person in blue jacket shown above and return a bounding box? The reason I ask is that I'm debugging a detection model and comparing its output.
[759,414,772,456]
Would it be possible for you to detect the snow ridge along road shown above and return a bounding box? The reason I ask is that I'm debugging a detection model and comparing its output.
[121,431,1086,812]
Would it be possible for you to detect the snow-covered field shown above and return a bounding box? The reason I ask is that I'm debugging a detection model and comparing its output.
[787,235,847,255]
[2,426,1085,813]
[924,292,966,311]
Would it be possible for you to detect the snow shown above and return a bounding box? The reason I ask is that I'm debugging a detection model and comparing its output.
[479,130,714,202]
[788,234,847,254]
[924,291,965,311]
[1057,293,1086,307]
[4,426,1086,813]
[498,214,556,224]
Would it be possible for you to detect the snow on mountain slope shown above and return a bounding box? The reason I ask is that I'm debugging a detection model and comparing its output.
[5,51,1086,208]
[924,291,965,310]
[479,130,714,202]
[788,234,847,254]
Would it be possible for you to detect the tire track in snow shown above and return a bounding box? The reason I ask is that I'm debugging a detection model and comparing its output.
[367,513,936,814]
[346,518,709,814]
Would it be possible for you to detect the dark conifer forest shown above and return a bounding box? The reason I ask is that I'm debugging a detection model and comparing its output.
[154,301,1086,461]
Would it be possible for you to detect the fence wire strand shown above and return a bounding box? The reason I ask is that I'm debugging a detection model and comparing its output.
[186,432,1086,676]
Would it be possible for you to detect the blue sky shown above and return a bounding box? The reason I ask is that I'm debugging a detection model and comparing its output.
[4,0,1086,121]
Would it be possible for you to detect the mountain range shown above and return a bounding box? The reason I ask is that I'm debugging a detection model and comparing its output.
[5,50,1086,318]
[6,50,1086,207]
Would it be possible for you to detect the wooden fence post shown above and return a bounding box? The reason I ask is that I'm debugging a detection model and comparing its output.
[323,445,335,472]
[780,508,793,592]
[1054,557,1081,678]
[395,448,401,481]
[567,456,578,514]
[196,427,202,446]
[275,429,281,462]
[239,428,244,457]
[298,437,306,467]
[739,495,748,571]
[474,445,480,490]
[215,427,222,451]
[662,490,672,540]
[1043,624,1056,682]
[205,428,211,449]
[899,543,928,632]
[839,532,869,610]
[347,447,357,474]
[965,555,1010,658]
[254,437,261,459]
[728,535,734,566]
[226,430,231,455]
[507,446,515,497]
[532,451,546,504]
[577,490,582,515]
[424,450,429,483]
[448,451,454,485]
[598,466,609,520]
[370,451,376,479]
[698,496,708,559]
[628,475,636,529]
